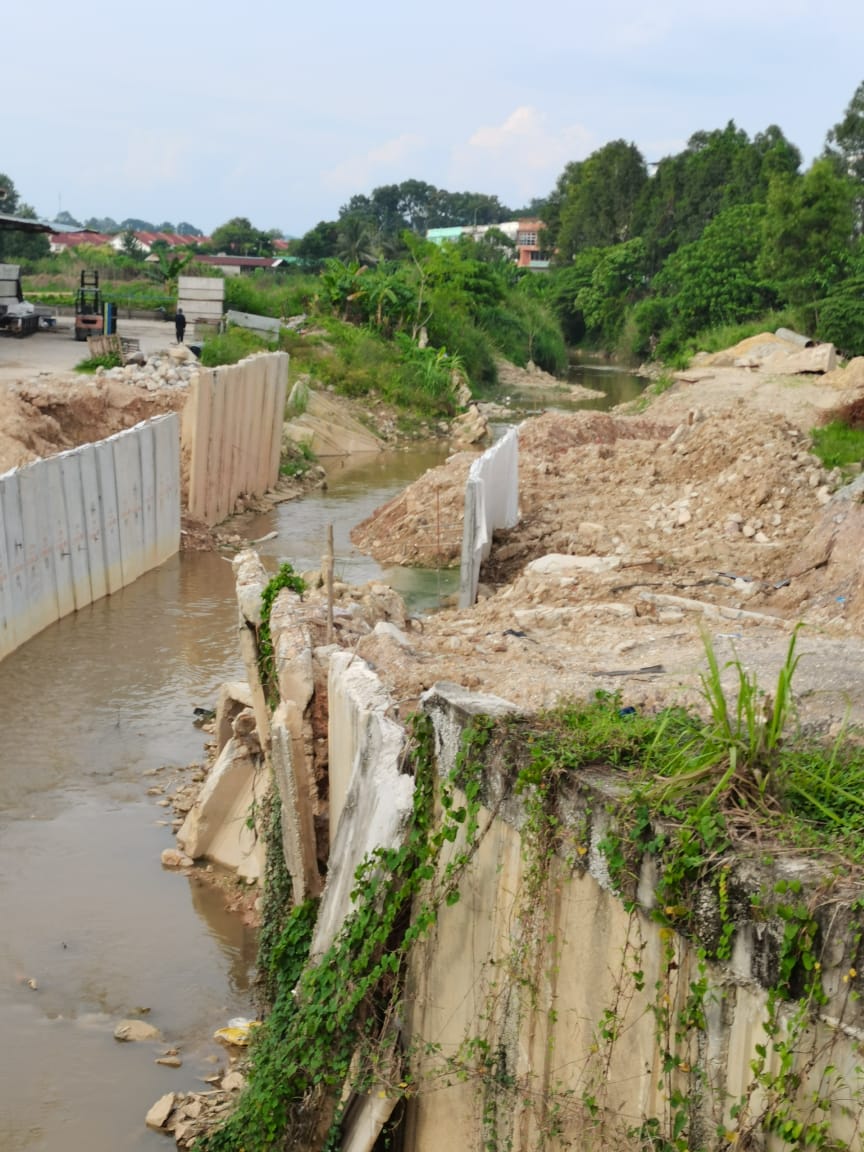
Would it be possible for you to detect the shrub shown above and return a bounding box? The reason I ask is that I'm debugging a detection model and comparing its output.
[200,326,273,366]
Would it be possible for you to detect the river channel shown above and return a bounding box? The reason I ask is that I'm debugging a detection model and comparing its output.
[0,372,644,1151]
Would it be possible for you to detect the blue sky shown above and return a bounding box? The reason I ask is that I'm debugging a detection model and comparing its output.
[6,0,864,237]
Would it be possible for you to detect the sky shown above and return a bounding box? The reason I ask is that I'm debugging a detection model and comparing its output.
[5,0,864,238]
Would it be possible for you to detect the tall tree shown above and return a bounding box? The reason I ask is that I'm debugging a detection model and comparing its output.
[824,80,864,228]
[293,220,340,261]
[0,173,49,262]
[759,160,855,305]
[651,203,774,337]
[555,140,648,260]
[634,121,787,271]
[209,217,274,256]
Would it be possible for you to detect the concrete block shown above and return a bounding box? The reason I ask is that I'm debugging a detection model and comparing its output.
[312,653,411,959]
[176,734,265,881]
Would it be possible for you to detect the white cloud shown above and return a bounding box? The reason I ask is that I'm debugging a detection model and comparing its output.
[451,107,593,199]
[321,134,425,192]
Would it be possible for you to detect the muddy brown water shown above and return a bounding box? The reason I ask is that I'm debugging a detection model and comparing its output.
[0,445,456,1151]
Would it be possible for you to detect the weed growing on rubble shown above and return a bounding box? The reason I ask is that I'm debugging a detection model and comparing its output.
[256,563,307,705]
[74,351,122,373]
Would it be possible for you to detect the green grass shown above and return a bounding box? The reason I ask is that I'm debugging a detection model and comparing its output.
[810,421,864,469]
[531,628,864,863]
[280,440,316,478]
[200,326,274,366]
[74,352,122,373]
[676,310,803,361]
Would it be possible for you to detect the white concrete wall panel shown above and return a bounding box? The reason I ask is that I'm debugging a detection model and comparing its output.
[59,452,93,611]
[0,473,18,660]
[1,473,25,659]
[112,428,145,587]
[44,456,76,620]
[185,353,289,526]
[459,425,520,607]
[137,421,158,572]
[78,449,107,603]
[19,465,60,638]
[153,414,181,561]
[0,416,181,662]
[94,439,123,594]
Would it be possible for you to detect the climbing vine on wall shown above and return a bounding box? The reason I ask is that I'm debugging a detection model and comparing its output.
[256,562,307,706]
[199,712,494,1152]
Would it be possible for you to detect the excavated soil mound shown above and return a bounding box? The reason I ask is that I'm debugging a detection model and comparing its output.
[350,451,479,566]
[0,377,185,474]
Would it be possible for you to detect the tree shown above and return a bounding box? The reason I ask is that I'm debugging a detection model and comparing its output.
[824,80,864,227]
[120,218,156,232]
[634,121,791,271]
[176,221,204,237]
[209,217,274,256]
[146,248,196,296]
[54,210,82,228]
[336,215,377,265]
[574,238,648,348]
[84,216,119,233]
[120,229,145,260]
[759,160,855,306]
[555,141,648,260]
[293,220,340,261]
[651,203,775,338]
[0,173,50,262]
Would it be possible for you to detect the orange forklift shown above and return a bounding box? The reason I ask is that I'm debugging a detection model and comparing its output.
[74,270,104,341]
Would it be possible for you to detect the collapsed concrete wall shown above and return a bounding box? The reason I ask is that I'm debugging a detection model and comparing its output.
[401,684,864,1152]
[182,351,288,526]
[311,651,412,959]
[0,412,180,662]
[459,425,519,608]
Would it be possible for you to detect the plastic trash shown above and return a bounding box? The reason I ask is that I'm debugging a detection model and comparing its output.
[214,1018,261,1047]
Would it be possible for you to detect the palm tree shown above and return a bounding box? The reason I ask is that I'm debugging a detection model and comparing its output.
[336,215,377,266]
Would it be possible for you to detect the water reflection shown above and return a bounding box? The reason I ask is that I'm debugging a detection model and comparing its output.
[245,444,457,615]
[502,357,647,418]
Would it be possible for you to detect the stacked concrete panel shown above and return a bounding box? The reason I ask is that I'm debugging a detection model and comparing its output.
[177,275,225,330]
[459,424,520,607]
[185,351,288,526]
[0,263,20,311]
[0,413,180,662]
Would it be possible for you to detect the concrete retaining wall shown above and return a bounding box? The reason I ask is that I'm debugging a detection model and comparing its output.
[402,684,864,1152]
[183,351,288,526]
[459,425,519,608]
[0,413,180,662]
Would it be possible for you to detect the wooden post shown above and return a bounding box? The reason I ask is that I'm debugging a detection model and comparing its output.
[325,523,334,644]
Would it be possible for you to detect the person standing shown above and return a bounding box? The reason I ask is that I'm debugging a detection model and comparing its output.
[175,307,187,343]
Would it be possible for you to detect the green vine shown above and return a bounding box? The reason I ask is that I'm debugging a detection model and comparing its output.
[199,711,491,1152]
[256,562,307,706]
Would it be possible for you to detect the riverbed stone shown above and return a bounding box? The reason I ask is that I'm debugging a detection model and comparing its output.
[116,1019,162,1042]
[146,1093,175,1129]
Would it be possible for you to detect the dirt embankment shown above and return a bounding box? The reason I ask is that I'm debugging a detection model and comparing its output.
[0,377,186,474]
[346,339,864,729]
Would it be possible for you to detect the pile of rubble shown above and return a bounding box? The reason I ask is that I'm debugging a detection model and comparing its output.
[94,344,199,390]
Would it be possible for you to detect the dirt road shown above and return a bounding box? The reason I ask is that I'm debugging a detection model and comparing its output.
[0,317,177,384]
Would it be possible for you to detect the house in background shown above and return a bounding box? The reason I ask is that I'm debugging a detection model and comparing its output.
[48,230,113,254]
[515,218,549,268]
[110,232,206,255]
[426,218,549,268]
[194,254,290,277]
